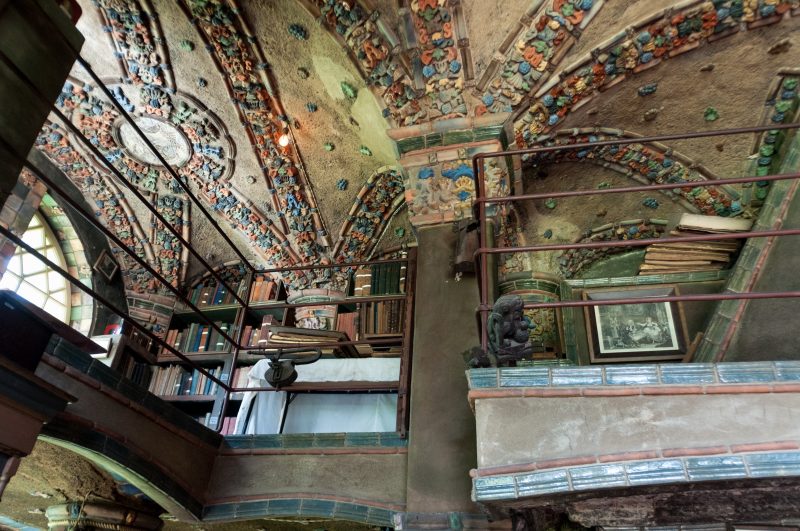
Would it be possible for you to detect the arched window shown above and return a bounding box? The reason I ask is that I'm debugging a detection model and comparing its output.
[0,212,70,323]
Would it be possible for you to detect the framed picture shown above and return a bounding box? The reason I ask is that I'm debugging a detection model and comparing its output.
[93,250,119,282]
[582,285,688,363]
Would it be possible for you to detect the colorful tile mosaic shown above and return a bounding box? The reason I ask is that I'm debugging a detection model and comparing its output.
[409,0,468,120]
[478,0,599,114]
[558,219,667,278]
[94,0,174,88]
[35,123,158,294]
[514,0,799,141]
[524,130,738,216]
[312,0,424,125]
[181,0,325,265]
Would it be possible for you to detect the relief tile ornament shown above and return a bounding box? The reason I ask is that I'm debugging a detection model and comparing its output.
[409,0,468,120]
[181,0,325,264]
[403,144,510,225]
[515,0,800,142]
[35,123,161,294]
[745,74,799,205]
[333,167,406,265]
[558,219,667,278]
[312,0,425,126]
[478,0,599,115]
[94,0,174,88]
[524,129,738,216]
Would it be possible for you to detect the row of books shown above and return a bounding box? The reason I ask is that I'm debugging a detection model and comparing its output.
[148,364,223,396]
[360,300,405,336]
[161,322,235,355]
[229,365,253,390]
[188,279,246,308]
[353,262,407,296]
[249,274,279,303]
[119,356,153,388]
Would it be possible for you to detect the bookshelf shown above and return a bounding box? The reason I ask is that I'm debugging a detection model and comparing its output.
[113,249,417,434]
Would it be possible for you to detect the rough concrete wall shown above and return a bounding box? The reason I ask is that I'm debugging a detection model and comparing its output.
[206,454,407,506]
[34,360,218,516]
[475,393,800,469]
[405,225,483,514]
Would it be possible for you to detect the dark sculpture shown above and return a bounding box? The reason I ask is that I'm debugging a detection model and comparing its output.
[465,294,533,367]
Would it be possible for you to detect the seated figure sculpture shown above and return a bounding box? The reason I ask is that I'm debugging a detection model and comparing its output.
[466,294,533,367]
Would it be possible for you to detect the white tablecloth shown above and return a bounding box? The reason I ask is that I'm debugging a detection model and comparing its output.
[234,358,400,434]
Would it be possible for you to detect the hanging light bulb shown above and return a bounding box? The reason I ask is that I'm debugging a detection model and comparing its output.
[278,127,290,147]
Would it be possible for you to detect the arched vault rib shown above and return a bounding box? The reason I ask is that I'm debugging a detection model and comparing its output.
[514,0,799,143]
[525,128,739,216]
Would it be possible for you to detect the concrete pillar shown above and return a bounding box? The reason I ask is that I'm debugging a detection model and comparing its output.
[45,502,163,531]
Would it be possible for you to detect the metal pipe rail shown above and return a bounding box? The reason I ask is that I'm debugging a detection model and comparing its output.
[470,122,800,352]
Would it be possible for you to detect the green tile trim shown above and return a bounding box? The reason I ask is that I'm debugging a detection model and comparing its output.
[474,451,800,502]
[202,499,396,527]
[223,432,408,450]
[41,420,203,518]
[467,361,800,390]
[396,125,505,155]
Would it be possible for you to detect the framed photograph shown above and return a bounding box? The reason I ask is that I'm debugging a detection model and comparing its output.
[583,285,688,363]
[93,250,119,282]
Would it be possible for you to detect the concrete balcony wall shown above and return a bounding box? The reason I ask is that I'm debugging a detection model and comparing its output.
[468,363,800,527]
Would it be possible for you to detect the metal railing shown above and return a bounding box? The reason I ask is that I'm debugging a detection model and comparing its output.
[0,37,417,436]
[471,123,800,353]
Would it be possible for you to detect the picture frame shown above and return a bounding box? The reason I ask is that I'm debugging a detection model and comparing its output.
[582,285,688,363]
[93,250,119,282]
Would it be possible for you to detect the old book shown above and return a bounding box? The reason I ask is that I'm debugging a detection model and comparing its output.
[645,250,731,262]
[677,213,753,233]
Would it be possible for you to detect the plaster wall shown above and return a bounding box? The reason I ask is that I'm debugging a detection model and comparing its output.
[33,360,218,505]
[405,225,483,514]
[475,393,800,469]
[206,453,407,506]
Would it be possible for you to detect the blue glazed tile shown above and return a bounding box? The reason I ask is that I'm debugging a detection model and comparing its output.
[473,475,517,501]
[250,435,283,448]
[366,507,394,527]
[551,367,603,387]
[716,362,776,383]
[298,499,336,518]
[345,432,382,446]
[745,452,800,478]
[604,365,659,385]
[468,369,499,389]
[333,502,370,522]
[569,464,627,490]
[223,436,253,449]
[235,500,270,518]
[625,459,686,486]
[312,433,347,447]
[282,434,317,448]
[659,364,717,384]
[685,456,747,481]
[499,367,550,387]
[267,498,301,516]
[516,469,570,497]
[378,433,408,447]
[774,361,800,381]
[202,504,236,520]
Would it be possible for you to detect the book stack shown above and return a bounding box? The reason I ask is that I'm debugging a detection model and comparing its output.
[353,267,372,296]
[148,364,223,396]
[161,322,234,355]
[639,214,751,275]
[229,364,252,390]
[119,356,153,388]
[336,312,358,342]
[360,300,405,337]
[187,279,246,307]
[370,262,405,295]
[219,416,238,435]
[249,274,278,303]
[260,325,360,358]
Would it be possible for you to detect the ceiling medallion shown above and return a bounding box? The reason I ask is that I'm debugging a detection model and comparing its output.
[117,116,192,168]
